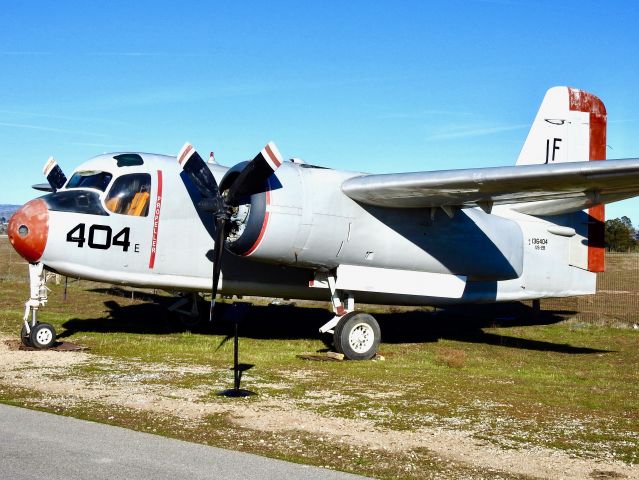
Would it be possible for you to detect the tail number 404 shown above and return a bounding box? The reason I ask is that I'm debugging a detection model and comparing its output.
[66,223,139,252]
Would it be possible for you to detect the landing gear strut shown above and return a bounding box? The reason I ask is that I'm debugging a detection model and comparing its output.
[20,263,57,349]
[317,271,381,360]
[169,293,204,328]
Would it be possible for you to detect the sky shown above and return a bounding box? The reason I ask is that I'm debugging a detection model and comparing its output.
[1,1,638,222]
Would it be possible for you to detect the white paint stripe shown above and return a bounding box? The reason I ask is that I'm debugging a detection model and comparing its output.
[177,143,194,167]
[43,157,56,176]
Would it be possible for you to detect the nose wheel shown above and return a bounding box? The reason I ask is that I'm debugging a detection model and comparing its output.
[20,324,32,347]
[20,321,57,349]
[19,262,55,349]
[30,323,57,349]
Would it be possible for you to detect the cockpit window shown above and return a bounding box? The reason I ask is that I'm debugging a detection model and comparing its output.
[105,173,151,217]
[66,170,113,192]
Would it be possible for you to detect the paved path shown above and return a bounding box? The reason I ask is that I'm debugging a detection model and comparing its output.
[0,404,371,480]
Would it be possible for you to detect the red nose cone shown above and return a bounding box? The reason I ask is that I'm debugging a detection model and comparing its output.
[8,199,49,263]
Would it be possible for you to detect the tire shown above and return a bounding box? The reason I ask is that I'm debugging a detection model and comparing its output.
[29,323,56,349]
[20,324,33,348]
[332,311,358,354]
[333,313,380,360]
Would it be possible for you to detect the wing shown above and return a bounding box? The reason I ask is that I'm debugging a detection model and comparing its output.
[341,158,639,216]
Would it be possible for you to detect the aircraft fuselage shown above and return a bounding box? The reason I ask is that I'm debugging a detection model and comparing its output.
[16,153,594,307]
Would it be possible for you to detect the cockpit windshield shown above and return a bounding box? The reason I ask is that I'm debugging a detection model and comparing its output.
[43,190,109,216]
[66,170,113,191]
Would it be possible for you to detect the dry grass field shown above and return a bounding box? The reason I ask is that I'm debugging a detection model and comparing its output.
[0,236,638,479]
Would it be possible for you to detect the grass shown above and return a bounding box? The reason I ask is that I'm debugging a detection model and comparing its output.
[1,237,638,478]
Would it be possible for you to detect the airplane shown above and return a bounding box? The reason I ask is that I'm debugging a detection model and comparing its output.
[7,86,639,360]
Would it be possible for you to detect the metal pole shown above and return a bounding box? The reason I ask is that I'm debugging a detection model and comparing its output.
[233,321,240,390]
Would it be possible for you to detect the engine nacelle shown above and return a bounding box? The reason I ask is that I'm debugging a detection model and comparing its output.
[224,162,524,281]
[223,161,345,266]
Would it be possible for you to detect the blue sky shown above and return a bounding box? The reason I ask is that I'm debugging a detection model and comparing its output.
[1,1,638,221]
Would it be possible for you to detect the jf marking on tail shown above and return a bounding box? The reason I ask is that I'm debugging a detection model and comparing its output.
[8,87,639,360]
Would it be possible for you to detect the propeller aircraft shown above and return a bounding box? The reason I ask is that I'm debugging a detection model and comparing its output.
[8,86,639,360]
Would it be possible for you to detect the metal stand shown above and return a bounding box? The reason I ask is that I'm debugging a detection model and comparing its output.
[217,316,255,398]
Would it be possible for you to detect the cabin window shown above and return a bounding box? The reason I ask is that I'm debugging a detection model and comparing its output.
[66,170,113,191]
[105,173,151,217]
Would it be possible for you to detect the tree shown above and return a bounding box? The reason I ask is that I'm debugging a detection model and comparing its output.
[605,217,637,252]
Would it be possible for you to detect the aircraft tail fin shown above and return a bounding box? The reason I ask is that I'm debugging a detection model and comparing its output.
[517,86,607,272]
[516,86,606,166]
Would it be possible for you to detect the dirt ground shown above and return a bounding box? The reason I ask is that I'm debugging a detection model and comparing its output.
[2,336,637,480]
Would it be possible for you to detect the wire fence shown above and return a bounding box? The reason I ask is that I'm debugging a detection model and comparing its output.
[0,236,28,283]
[1,237,638,326]
[542,253,639,326]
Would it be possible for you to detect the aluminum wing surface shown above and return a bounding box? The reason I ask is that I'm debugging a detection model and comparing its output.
[341,158,639,216]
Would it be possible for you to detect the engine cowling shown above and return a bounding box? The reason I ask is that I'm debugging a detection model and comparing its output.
[223,161,346,267]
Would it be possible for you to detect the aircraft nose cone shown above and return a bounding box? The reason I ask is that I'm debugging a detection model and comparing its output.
[8,199,49,263]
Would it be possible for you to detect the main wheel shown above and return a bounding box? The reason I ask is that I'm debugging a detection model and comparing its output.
[20,324,33,347]
[29,323,56,349]
[333,312,380,360]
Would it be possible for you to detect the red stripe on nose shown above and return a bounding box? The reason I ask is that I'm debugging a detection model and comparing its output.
[8,199,49,263]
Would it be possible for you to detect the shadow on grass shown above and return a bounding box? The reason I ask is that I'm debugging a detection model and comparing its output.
[58,288,609,354]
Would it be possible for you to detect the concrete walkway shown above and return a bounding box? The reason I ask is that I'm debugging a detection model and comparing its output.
[0,403,372,480]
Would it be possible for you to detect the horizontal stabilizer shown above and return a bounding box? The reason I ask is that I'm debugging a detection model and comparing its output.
[32,183,54,192]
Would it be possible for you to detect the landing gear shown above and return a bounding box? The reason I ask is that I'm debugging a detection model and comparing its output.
[21,316,58,349]
[19,262,56,349]
[29,323,57,349]
[20,324,32,347]
[169,293,205,328]
[333,312,380,360]
[316,270,381,360]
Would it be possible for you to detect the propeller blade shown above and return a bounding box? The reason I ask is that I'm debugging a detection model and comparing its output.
[177,143,221,200]
[209,215,227,321]
[43,157,67,192]
[225,141,283,205]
